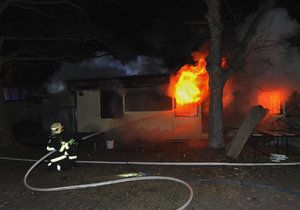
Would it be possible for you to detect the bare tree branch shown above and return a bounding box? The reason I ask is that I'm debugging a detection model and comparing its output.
[0,37,4,53]
[0,0,122,59]
[184,20,208,26]
[106,0,136,15]
[1,52,109,63]
[224,0,239,25]
[10,2,65,21]
[2,36,81,42]
[245,15,275,58]
[6,49,41,57]
[224,0,278,81]
[246,43,278,56]
[0,0,12,15]
[12,0,93,27]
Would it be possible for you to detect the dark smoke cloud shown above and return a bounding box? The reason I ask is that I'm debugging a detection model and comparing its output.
[225,8,300,119]
[240,8,300,89]
[47,54,169,94]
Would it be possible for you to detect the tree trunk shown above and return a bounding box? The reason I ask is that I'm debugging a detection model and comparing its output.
[205,0,225,148]
[208,71,224,148]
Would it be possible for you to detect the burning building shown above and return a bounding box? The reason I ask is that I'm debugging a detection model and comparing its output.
[65,47,300,143]
[64,51,215,142]
[68,72,209,142]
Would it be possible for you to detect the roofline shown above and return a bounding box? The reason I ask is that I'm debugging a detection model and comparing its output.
[67,73,171,90]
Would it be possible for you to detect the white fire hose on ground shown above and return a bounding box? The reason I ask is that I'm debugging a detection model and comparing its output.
[1,125,300,209]
[1,153,300,209]
[2,151,193,210]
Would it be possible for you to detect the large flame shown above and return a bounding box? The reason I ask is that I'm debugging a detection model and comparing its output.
[257,89,289,115]
[168,51,209,106]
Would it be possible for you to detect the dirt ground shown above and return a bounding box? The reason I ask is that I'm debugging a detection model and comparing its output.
[0,140,300,210]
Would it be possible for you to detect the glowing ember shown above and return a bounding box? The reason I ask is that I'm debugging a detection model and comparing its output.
[258,89,288,114]
[168,51,209,106]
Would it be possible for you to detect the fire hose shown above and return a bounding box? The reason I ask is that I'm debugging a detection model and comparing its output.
[22,150,193,210]
[1,127,300,209]
[1,153,300,209]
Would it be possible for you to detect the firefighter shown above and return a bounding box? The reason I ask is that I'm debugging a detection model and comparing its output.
[66,137,78,167]
[46,122,78,171]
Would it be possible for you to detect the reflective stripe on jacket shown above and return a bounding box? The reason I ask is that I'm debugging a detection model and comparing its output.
[50,155,67,163]
[68,155,77,160]
[59,142,69,152]
[46,146,55,151]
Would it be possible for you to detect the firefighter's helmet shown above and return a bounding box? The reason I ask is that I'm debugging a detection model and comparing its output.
[50,122,64,135]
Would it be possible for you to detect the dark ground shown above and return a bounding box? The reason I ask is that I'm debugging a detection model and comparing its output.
[0,139,300,210]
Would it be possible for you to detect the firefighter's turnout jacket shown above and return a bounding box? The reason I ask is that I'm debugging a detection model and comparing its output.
[46,133,78,171]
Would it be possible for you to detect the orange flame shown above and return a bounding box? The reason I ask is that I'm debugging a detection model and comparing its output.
[257,89,289,115]
[168,51,209,106]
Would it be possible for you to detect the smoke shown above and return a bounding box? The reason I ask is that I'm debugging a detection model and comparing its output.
[238,8,299,43]
[47,54,168,94]
[225,7,300,121]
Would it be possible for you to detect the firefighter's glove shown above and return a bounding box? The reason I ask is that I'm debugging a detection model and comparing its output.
[68,138,76,145]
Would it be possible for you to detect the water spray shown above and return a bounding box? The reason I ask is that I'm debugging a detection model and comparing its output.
[80,109,175,141]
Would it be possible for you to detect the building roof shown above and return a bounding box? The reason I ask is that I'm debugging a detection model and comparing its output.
[67,73,171,90]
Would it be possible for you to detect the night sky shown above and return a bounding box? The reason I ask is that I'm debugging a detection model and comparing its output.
[1,0,300,87]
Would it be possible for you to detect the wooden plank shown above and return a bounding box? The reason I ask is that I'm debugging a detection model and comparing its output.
[227,105,269,158]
